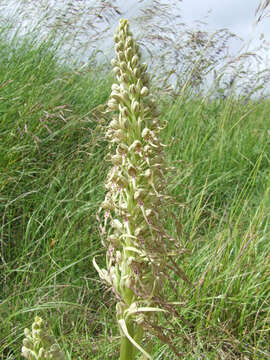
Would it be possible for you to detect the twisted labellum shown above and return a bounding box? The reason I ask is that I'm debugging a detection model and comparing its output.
[94,19,186,359]
[21,316,64,360]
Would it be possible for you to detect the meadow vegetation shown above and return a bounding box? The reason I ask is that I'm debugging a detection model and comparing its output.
[1,7,270,360]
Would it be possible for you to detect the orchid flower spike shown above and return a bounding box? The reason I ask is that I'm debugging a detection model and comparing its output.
[94,18,187,360]
[21,316,65,360]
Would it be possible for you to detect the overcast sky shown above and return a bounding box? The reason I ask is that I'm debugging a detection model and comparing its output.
[180,0,269,52]
[1,0,269,68]
[118,0,270,65]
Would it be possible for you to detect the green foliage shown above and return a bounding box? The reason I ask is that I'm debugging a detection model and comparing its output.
[1,21,270,360]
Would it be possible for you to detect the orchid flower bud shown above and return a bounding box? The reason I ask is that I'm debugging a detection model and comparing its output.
[112,83,120,91]
[22,338,32,348]
[107,99,119,111]
[110,90,122,102]
[120,61,128,72]
[113,66,121,75]
[125,47,133,60]
[141,86,149,97]
[118,51,125,62]
[129,84,137,96]
[141,62,148,73]
[114,34,120,43]
[133,67,140,78]
[131,99,140,114]
[126,36,133,47]
[121,90,130,103]
[111,58,118,67]
[120,105,129,118]
[120,117,129,129]
[120,73,129,84]
[115,41,124,52]
[131,54,139,67]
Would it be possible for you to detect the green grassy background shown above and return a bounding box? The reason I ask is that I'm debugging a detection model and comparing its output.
[1,23,270,360]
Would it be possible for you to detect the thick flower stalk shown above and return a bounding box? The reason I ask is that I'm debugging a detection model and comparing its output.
[94,19,186,359]
[21,316,65,360]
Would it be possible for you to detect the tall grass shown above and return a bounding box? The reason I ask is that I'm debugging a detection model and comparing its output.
[0,24,114,359]
[1,16,270,360]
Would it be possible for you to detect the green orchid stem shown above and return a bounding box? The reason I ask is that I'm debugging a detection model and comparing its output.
[120,323,149,360]
[120,322,136,360]
[135,327,148,360]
